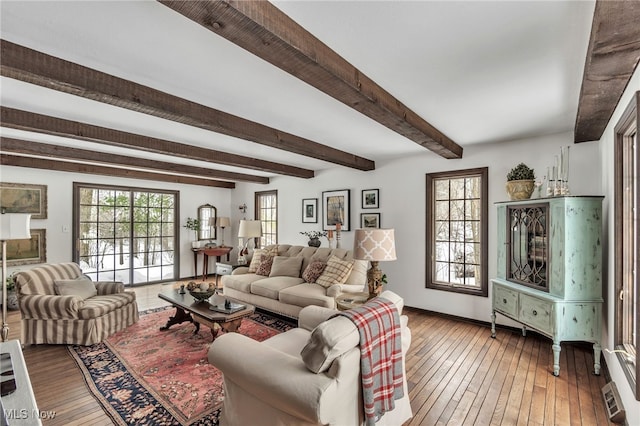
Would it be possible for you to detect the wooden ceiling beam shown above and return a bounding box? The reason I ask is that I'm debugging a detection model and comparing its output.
[0,39,374,171]
[0,107,296,180]
[1,154,235,188]
[574,0,640,143]
[0,137,269,184]
[160,0,463,159]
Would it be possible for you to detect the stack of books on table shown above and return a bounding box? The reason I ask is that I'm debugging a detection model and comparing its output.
[209,301,246,314]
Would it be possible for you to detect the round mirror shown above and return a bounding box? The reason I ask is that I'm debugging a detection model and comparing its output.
[197,204,217,241]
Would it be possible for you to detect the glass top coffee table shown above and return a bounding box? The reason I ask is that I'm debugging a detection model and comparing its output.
[158,287,255,340]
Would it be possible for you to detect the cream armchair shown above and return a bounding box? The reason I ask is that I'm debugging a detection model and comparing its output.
[208,290,412,426]
[15,262,139,345]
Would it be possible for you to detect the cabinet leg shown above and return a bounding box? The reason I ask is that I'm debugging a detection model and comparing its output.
[593,342,601,375]
[552,340,561,376]
[490,311,496,338]
[522,325,527,337]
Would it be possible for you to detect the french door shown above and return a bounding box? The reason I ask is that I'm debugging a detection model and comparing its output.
[73,183,179,286]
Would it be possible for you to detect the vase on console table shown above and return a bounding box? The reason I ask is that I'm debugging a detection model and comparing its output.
[308,237,321,247]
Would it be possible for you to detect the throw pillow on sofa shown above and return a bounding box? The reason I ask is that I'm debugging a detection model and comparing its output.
[269,256,304,278]
[54,276,98,300]
[247,249,264,273]
[315,255,354,288]
[256,254,275,276]
[248,246,278,273]
[302,261,326,283]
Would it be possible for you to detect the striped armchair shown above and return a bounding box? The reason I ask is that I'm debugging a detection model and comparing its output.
[15,263,139,345]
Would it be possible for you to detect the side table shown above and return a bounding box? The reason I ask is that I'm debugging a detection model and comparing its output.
[192,246,232,280]
[335,292,370,311]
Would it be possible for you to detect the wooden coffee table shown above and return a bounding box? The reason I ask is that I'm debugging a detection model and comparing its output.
[158,287,255,340]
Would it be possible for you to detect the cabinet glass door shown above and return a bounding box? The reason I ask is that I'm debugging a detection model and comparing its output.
[507,204,548,290]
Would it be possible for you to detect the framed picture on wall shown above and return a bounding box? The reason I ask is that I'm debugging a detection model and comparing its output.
[361,213,380,228]
[361,189,379,209]
[0,182,48,219]
[4,228,46,266]
[322,189,351,231]
[302,198,318,223]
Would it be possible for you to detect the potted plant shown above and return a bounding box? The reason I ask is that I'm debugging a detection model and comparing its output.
[300,230,327,247]
[506,163,536,200]
[3,272,19,311]
[184,217,201,248]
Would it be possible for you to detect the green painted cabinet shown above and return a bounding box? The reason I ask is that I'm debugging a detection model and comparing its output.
[491,196,604,376]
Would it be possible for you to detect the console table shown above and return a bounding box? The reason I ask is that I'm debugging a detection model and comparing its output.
[192,246,232,280]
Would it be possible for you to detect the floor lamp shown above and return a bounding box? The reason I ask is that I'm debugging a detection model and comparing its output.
[0,212,31,341]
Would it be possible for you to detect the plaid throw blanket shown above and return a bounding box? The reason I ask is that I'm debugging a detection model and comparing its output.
[338,298,404,425]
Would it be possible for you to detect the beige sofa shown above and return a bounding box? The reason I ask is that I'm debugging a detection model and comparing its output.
[15,262,139,345]
[222,245,367,318]
[208,290,412,426]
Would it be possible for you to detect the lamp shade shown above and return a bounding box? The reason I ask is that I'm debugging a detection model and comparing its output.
[0,213,31,241]
[353,228,396,261]
[216,217,231,228]
[238,220,262,238]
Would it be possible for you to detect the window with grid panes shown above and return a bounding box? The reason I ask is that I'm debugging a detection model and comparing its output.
[426,168,488,296]
[73,183,178,285]
[255,190,277,248]
[614,91,639,399]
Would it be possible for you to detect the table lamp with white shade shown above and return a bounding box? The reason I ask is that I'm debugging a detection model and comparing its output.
[237,220,262,265]
[353,228,397,299]
[216,216,231,246]
[0,212,31,341]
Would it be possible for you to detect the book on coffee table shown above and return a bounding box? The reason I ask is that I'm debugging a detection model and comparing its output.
[209,302,246,314]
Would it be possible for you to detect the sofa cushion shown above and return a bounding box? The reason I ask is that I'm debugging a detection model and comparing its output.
[344,259,368,286]
[77,292,136,319]
[251,276,305,300]
[279,284,335,309]
[302,261,326,283]
[223,273,265,293]
[54,276,97,300]
[316,256,354,288]
[300,316,360,373]
[269,256,304,278]
[256,254,275,276]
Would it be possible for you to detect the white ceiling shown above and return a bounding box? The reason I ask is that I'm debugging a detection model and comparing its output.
[0,0,596,179]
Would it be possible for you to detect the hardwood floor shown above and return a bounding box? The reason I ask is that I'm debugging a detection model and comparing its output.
[5,283,613,425]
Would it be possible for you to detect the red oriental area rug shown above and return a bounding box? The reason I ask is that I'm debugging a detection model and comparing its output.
[68,308,295,426]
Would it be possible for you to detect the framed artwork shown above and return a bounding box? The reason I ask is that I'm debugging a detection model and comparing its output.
[322,189,351,231]
[362,189,379,209]
[361,213,381,228]
[0,182,48,219]
[302,198,318,223]
[3,228,46,266]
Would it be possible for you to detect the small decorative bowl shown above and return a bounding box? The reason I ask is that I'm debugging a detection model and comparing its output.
[189,290,215,302]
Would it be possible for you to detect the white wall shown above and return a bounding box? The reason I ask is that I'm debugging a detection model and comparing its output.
[599,64,640,424]
[0,166,232,279]
[231,131,600,324]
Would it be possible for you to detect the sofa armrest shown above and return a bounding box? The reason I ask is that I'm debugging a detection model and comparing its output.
[231,266,249,275]
[209,333,333,423]
[326,283,365,298]
[95,281,125,295]
[298,306,338,331]
[19,294,83,319]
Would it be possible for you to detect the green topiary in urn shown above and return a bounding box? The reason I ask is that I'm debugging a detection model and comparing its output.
[506,163,536,200]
